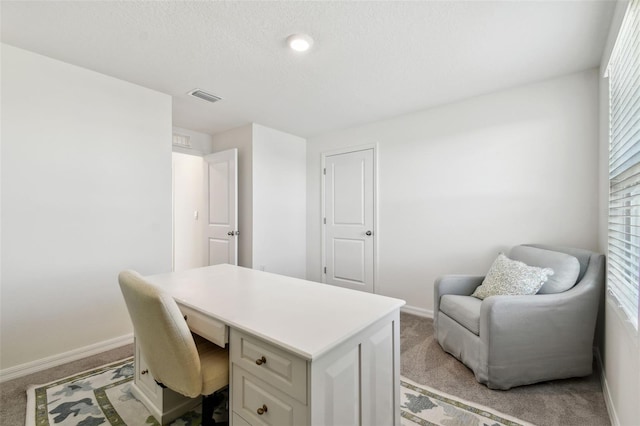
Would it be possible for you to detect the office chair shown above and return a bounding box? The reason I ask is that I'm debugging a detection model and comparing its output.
[119,270,229,426]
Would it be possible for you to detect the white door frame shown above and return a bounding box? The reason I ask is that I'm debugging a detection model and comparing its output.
[321,143,378,292]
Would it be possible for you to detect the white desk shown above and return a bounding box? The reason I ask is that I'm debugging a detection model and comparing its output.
[131,264,405,426]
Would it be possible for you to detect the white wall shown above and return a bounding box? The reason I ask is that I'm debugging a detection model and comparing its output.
[253,124,306,278]
[172,152,204,272]
[307,69,600,315]
[0,45,172,372]
[212,124,254,268]
[597,2,640,424]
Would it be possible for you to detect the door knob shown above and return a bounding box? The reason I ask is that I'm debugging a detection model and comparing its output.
[365,230,372,236]
[227,231,234,236]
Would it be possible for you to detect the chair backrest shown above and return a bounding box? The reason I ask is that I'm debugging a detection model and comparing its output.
[118,270,202,397]
[523,244,595,283]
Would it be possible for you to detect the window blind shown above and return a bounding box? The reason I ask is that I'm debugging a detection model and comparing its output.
[608,0,640,330]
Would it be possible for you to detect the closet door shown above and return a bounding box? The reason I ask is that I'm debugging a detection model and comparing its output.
[323,147,375,293]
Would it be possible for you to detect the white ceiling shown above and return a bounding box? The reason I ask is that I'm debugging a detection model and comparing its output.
[1,1,616,138]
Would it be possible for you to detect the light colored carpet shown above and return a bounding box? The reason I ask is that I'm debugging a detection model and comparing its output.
[400,313,610,426]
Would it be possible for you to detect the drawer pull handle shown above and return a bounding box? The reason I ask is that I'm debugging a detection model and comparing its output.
[141,369,149,375]
[257,404,268,415]
[255,356,267,365]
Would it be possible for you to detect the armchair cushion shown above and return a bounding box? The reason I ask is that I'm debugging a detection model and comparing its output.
[510,245,580,294]
[440,295,482,335]
[471,253,553,299]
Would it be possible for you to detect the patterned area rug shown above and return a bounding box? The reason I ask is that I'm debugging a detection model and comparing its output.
[401,376,534,426]
[25,358,227,426]
[26,358,532,426]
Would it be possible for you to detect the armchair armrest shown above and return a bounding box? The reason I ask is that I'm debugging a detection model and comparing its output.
[479,283,600,387]
[434,275,484,330]
[481,273,600,347]
[435,275,483,298]
[435,275,484,295]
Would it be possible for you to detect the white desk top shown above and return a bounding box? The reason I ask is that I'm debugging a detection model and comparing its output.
[145,264,405,360]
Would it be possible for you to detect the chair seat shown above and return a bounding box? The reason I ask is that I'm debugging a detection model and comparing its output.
[194,334,229,395]
[439,295,481,336]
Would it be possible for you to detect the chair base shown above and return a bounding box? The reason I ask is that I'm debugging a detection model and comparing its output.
[202,391,227,426]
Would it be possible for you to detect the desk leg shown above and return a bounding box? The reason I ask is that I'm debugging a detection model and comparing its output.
[310,310,401,426]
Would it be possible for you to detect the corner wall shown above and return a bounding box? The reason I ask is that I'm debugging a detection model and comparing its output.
[252,124,306,278]
[1,45,172,373]
[307,69,600,315]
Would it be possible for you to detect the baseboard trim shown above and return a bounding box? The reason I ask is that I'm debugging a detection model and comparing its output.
[0,333,134,383]
[401,305,433,318]
[595,348,619,426]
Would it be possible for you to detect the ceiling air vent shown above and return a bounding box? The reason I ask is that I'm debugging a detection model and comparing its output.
[172,133,191,148]
[188,89,222,104]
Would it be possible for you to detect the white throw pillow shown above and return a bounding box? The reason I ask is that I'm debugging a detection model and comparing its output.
[471,253,554,300]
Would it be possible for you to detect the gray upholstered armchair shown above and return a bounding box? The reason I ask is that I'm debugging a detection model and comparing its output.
[434,244,605,390]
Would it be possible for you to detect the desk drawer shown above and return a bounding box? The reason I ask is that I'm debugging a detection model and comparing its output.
[135,340,160,402]
[179,303,228,348]
[232,365,307,426]
[230,330,307,404]
[232,412,252,426]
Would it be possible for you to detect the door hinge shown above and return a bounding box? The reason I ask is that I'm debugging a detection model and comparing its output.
[323,217,326,224]
[324,267,327,274]
[323,168,326,175]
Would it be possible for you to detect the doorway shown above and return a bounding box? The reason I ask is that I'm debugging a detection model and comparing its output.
[172,148,238,271]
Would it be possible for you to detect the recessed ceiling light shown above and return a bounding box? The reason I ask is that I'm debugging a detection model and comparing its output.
[287,34,313,52]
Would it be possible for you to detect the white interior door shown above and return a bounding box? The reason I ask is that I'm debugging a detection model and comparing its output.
[323,148,375,293]
[204,149,238,266]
